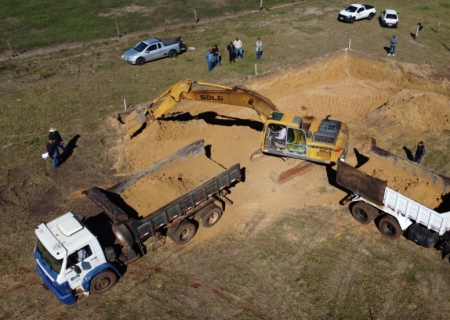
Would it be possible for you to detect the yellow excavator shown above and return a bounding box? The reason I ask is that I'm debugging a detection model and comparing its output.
[125,79,349,164]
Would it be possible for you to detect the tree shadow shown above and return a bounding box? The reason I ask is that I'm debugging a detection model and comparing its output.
[402,146,414,161]
[61,134,80,163]
[159,111,264,132]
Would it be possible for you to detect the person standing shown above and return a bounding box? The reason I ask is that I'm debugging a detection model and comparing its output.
[47,139,61,169]
[413,141,425,164]
[233,38,243,59]
[388,35,398,56]
[212,44,221,66]
[256,37,263,60]
[205,49,213,71]
[227,42,236,63]
[48,127,66,153]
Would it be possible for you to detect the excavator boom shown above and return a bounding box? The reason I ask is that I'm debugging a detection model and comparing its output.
[125,79,278,136]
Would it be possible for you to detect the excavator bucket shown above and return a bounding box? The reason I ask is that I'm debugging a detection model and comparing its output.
[125,106,148,137]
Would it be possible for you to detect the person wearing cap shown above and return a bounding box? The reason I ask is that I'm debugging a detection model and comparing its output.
[233,37,243,59]
[413,141,425,164]
[48,127,67,153]
[46,139,61,169]
[256,37,263,60]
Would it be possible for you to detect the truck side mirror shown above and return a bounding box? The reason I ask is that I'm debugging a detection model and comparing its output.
[73,265,82,274]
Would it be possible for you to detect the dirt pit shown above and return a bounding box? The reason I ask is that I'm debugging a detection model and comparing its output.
[118,50,450,228]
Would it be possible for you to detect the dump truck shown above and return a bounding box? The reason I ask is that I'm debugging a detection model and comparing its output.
[336,139,450,258]
[124,79,349,165]
[34,140,242,305]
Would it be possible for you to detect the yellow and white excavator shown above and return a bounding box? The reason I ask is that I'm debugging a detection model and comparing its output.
[125,79,349,164]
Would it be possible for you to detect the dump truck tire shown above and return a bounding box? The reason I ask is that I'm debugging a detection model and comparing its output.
[351,202,378,225]
[377,215,402,240]
[170,219,197,245]
[201,205,222,228]
[90,270,117,294]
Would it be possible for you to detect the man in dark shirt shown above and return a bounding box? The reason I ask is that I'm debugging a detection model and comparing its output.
[48,127,67,153]
[46,140,61,169]
[413,141,425,164]
[212,44,221,66]
[227,42,235,64]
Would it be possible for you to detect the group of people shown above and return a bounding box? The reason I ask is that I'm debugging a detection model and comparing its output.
[205,37,263,70]
[46,127,66,169]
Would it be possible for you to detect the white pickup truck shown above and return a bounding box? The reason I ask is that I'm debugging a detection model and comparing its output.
[337,139,450,260]
[338,4,376,23]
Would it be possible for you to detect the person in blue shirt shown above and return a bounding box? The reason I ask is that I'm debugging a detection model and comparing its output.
[388,35,398,56]
[205,49,214,71]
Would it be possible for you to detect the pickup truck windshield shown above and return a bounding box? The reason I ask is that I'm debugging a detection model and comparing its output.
[345,6,358,12]
[133,42,148,52]
[36,240,63,274]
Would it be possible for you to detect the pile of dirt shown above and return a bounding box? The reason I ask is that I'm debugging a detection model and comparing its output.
[121,153,224,216]
[359,156,445,208]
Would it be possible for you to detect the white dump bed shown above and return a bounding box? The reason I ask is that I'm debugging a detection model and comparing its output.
[384,187,450,235]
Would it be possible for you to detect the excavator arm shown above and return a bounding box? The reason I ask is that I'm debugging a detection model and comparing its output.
[125,79,279,136]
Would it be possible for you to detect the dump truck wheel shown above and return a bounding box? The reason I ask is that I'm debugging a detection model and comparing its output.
[136,57,145,66]
[90,270,117,294]
[351,202,378,225]
[201,205,222,228]
[377,215,402,240]
[170,219,197,245]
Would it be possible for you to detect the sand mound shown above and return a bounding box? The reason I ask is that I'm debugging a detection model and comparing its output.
[121,153,225,216]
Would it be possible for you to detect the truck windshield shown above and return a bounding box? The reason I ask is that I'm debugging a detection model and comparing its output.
[133,42,148,52]
[36,240,63,274]
[345,6,357,12]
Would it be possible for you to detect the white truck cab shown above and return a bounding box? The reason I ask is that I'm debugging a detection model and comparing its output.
[34,212,117,304]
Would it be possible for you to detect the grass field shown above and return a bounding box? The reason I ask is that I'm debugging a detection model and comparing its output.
[1,0,450,318]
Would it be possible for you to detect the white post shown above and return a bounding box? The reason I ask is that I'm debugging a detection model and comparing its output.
[194,9,197,22]
[260,0,263,9]
[255,64,258,76]
[124,99,127,110]
[348,39,351,49]
[7,40,13,55]
[415,24,420,38]
[437,19,441,33]
[116,22,120,36]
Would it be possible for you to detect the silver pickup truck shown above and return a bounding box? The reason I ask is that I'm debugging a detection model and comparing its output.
[122,36,187,65]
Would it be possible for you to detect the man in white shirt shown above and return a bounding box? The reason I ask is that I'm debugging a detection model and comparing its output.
[272,126,286,147]
[233,37,243,59]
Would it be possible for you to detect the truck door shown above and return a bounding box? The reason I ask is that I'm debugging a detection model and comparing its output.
[356,7,365,19]
[285,127,308,158]
[64,244,100,289]
[143,43,161,61]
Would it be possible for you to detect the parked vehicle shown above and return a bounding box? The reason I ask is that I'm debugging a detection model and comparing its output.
[338,4,376,23]
[337,139,450,259]
[34,140,242,305]
[380,9,399,28]
[122,36,186,65]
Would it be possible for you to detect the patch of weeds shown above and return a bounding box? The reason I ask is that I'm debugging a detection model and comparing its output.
[416,5,431,10]
[440,2,450,8]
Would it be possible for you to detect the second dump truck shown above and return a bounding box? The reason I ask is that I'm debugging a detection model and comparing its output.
[337,139,450,258]
[34,140,242,305]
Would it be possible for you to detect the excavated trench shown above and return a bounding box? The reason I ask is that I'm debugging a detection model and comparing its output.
[116,50,450,215]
